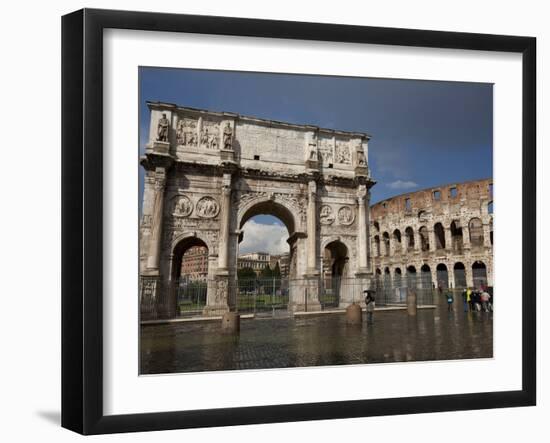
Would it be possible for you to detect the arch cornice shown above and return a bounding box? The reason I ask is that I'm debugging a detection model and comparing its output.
[170,230,214,255]
[321,235,354,256]
[236,192,304,233]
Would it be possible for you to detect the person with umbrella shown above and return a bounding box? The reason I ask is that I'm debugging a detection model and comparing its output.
[364,289,376,324]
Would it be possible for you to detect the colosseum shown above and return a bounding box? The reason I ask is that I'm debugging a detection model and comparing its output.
[370,178,493,293]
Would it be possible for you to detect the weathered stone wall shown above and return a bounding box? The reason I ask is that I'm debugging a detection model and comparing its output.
[370,179,494,288]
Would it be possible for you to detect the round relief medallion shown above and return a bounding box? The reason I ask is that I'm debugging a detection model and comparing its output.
[196,196,220,218]
[173,195,193,217]
[319,205,335,225]
[337,205,355,225]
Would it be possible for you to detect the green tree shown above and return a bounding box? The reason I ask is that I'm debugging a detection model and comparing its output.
[272,262,281,278]
[260,264,272,279]
[238,267,256,280]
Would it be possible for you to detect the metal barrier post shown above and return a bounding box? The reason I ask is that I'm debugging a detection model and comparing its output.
[253,281,256,314]
[272,277,275,317]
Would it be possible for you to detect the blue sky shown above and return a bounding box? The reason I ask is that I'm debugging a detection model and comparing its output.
[139,67,492,253]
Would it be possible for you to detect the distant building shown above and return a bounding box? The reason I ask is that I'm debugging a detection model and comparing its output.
[237,252,270,276]
[180,245,208,281]
[269,253,290,278]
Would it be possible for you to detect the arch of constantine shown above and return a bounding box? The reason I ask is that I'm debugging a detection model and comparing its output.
[139,102,375,319]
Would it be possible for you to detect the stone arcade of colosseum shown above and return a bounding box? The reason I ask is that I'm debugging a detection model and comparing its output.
[139,102,493,319]
[370,179,493,291]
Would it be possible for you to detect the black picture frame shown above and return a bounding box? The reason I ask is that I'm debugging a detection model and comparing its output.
[61,8,536,435]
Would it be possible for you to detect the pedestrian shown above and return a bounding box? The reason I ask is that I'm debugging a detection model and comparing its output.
[364,290,375,324]
[473,290,482,311]
[466,287,473,311]
[462,288,468,312]
[480,290,490,312]
[446,290,454,312]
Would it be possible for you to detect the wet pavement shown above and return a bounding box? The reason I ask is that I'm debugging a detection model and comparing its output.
[140,295,493,374]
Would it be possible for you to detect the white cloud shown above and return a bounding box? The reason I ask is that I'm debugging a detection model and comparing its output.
[387,180,419,190]
[239,220,289,255]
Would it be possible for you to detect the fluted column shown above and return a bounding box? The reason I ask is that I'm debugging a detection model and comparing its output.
[146,167,167,271]
[357,184,368,272]
[306,179,318,274]
[217,173,232,273]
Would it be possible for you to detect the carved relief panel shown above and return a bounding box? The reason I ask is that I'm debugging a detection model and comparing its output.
[335,140,351,164]
[172,195,193,217]
[318,136,334,165]
[176,118,198,147]
[337,205,355,225]
[200,119,220,150]
[319,205,335,225]
[196,196,220,218]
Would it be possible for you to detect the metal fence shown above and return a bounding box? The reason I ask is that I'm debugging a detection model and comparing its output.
[373,274,435,306]
[235,278,290,316]
[174,278,208,317]
[319,277,342,308]
[139,275,160,319]
[140,273,443,320]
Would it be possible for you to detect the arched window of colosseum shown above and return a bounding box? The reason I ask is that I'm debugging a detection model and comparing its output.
[405,227,415,250]
[373,235,380,256]
[434,222,446,250]
[394,267,402,288]
[374,268,383,292]
[433,190,441,201]
[450,187,458,198]
[469,217,484,247]
[453,262,466,288]
[418,210,428,221]
[436,263,449,289]
[450,220,463,252]
[382,232,390,256]
[419,226,430,251]
[383,267,391,285]
[406,265,417,288]
[472,261,488,289]
[393,229,402,252]
[490,217,493,245]
[420,264,432,289]
[488,201,494,215]
[373,221,380,232]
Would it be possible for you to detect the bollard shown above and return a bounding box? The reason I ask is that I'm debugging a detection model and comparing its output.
[407,289,417,316]
[346,303,362,325]
[221,312,240,334]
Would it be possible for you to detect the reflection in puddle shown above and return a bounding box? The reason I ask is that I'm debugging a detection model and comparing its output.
[140,300,493,374]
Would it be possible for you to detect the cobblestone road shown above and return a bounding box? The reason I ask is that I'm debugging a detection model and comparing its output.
[140,295,493,374]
